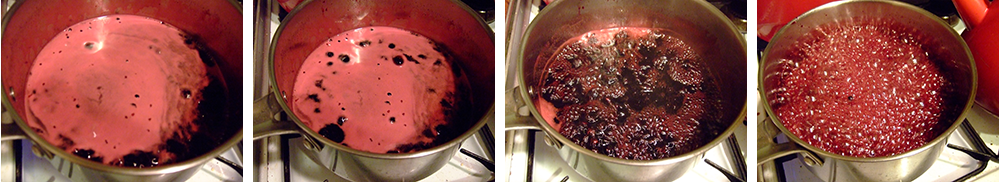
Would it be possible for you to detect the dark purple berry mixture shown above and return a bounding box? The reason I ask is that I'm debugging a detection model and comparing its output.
[536,28,724,160]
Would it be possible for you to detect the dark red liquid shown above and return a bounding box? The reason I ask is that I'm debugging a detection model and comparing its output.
[772,19,958,158]
[535,27,724,160]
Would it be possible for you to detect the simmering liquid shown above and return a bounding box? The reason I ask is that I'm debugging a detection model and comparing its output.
[772,19,959,158]
[292,26,472,154]
[535,27,725,160]
[25,15,232,167]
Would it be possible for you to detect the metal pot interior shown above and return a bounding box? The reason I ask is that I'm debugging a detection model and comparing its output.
[268,0,494,158]
[760,0,975,162]
[759,0,976,180]
[516,0,746,179]
[0,0,243,179]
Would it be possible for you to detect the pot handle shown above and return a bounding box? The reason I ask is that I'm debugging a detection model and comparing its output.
[253,92,301,140]
[505,86,542,131]
[1,107,27,141]
[756,116,823,166]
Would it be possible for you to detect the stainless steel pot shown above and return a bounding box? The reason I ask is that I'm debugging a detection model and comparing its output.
[253,0,494,181]
[507,0,747,181]
[757,1,977,181]
[0,0,243,181]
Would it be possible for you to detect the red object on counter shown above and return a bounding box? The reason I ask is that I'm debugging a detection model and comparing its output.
[277,0,303,12]
[954,0,998,115]
[757,0,836,41]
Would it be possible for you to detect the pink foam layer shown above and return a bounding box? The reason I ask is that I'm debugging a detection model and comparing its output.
[292,26,460,153]
[25,15,208,164]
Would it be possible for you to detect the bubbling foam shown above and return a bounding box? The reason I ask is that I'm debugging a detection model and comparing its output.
[292,26,473,154]
[24,15,231,167]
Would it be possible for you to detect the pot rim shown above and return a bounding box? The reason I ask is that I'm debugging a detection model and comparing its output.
[758,0,977,162]
[515,0,748,166]
[0,0,244,175]
[266,0,495,160]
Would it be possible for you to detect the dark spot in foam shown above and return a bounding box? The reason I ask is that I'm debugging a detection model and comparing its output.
[314,108,321,113]
[387,92,392,96]
[182,35,195,46]
[119,150,159,168]
[440,99,453,108]
[326,61,333,66]
[358,40,372,47]
[307,94,321,102]
[338,54,350,63]
[73,149,103,162]
[319,124,346,143]
[422,128,436,138]
[134,94,140,98]
[181,89,192,99]
[389,117,396,123]
[314,79,325,90]
[76,104,81,108]
[403,54,420,64]
[338,116,347,125]
[326,52,335,57]
[428,88,436,93]
[393,56,404,65]
[388,43,396,49]
[418,54,427,59]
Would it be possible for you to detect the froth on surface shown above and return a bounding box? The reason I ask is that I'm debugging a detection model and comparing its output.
[24,15,224,167]
[772,19,958,158]
[292,26,471,154]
